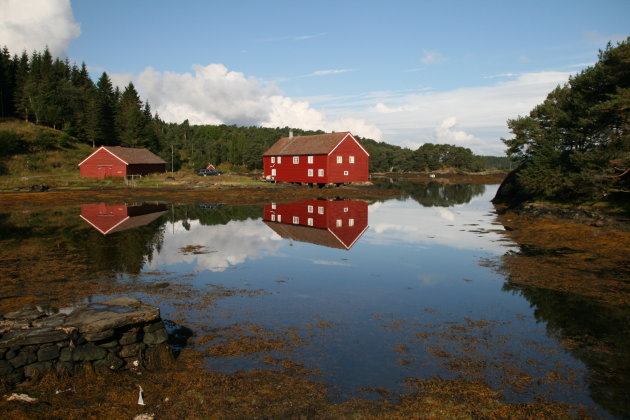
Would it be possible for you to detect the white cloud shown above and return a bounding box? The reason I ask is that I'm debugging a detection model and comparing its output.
[311,69,355,76]
[0,0,80,57]
[121,64,382,140]
[582,30,627,44]
[420,50,446,65]
[353,70,572,154]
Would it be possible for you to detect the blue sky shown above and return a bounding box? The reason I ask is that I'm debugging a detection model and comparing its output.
[2,0,628,154]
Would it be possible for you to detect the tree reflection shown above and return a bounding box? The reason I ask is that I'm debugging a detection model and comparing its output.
[504,283,630,419]
[375,179,485,207]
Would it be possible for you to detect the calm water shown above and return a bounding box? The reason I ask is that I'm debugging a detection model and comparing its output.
[1,182,626,418]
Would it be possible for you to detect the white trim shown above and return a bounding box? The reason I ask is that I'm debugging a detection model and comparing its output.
[78,146,129,167]
[328,133,370,157]
[327,223,369,250]
[80,214,130,235]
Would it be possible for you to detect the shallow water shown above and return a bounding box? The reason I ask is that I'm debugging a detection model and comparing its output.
[1,183,625,418]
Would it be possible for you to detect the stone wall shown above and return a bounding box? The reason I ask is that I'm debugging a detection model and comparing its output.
[0,297,173,387]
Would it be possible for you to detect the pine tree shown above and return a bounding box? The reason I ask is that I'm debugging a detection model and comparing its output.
[116,83,147,148]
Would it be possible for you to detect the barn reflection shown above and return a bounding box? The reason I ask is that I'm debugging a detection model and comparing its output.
[263,199,368,250]
[80,203,167,235]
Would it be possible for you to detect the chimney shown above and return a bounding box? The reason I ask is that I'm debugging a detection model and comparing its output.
[289,130,293,138]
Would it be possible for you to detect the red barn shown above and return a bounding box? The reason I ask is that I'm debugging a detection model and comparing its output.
[78,146,166,179]
[263,199,368,250]
[80,203,167,235]
[262,132,369,185]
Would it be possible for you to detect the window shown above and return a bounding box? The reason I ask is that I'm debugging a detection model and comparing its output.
[307,169,313,177]
[318,206,324,215]
[336,219,342,227]
[293,216,299,224]
[293,156,299,164]
[271,168,276,176]
[271,203,276,209]
[277,156,282,164]
[344,171,349,176]
[271,214,276,221]
[343,207,348,212]
[307,218,313,226]
[336,155,342,164]
[307,156,313,164]
[307,205,314,213]
[318,169,324,177]
[349,155,355,164]
[349,218,354,227]
[277,214,282,222]
[271,157,275,164]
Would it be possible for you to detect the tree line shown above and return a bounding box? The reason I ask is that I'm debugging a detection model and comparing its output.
[499,38,629,203]
[0,46,504,173]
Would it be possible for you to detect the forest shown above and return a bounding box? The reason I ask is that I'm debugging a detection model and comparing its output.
[0,46,508,174]
[499,38,630,203]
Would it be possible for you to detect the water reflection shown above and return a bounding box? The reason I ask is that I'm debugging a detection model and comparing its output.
[0,184,625,418]
[263,199,368,250]
[373,179,486,207]
[80,203,167,235]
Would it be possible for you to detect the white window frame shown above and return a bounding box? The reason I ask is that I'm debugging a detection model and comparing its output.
[271,203,276,209]
[307,217,313,226]
[336,155,342,164]
[277,214,282,222]
[293,156,299,164]
[307,205,314,213]
[349,218,354,227]
[307,169,314,177]
[271,168,276,176]
[271,214,276,221]
[307,156,313,164]
[349,155,355,164]
[343,171,349,176]
[271,156,275,164]
[318,206,324,215]
[343,207,348,212]
[277,156,282,164]
[292,216,299,224]
[336,219,342,227]
[318,169,324,177]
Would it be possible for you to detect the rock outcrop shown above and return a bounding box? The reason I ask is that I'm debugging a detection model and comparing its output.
[0,298,173,387]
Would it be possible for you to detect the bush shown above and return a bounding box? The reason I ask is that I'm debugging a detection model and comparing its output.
[0,130,26,156]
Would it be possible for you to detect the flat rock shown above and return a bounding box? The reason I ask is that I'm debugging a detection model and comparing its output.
[0,328,69,348]
[3,307,44,322]
[63,298,160,334]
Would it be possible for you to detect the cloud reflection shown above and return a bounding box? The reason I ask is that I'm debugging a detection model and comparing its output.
[366,186,506,253]
[148,218,282,272]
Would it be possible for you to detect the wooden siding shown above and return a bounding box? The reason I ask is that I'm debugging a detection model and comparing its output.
[263,132,369,184]
[79,146,166,178]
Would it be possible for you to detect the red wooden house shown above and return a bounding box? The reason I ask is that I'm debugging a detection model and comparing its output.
[262,132,369,185]
[263,199,368,250]
[78,146,166,179]
[80,203,167,235]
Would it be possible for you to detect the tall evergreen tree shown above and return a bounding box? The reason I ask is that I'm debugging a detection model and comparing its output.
[116,82,147,147]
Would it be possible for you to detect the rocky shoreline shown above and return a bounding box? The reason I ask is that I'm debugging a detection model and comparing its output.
[0,297,173,388]
[496,201,630,232]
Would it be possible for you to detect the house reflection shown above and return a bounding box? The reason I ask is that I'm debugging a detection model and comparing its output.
[80,203,167,235]
[263,199,368,250]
